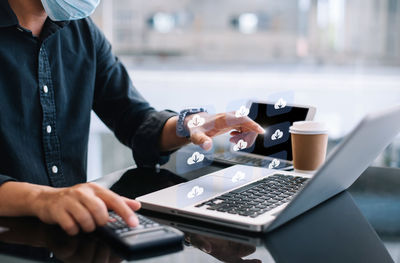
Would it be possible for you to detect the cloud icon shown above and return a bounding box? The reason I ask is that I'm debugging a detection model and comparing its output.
[232,171,246,182]
[274,98,287,110]
[187,186,204,199]
[268,159,280,169]
[187,114,205,128]
[271,129,284,141]
[233,139,248,151]
[187,151,205,165]
[235,105,250,118]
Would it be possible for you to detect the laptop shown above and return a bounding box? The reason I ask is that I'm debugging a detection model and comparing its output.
[137,105,400,232]
[213,100,316,170]
[141,191,393,263]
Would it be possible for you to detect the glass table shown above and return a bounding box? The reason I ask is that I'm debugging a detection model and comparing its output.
[0,162,398,262]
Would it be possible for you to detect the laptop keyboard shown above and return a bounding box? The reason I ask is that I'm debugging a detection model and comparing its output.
[195,174,308,218]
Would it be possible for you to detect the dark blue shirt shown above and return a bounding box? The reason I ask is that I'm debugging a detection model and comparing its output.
[0,1,175,187]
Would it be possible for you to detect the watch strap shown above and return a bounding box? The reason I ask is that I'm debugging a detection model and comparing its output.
[176,108,206,138]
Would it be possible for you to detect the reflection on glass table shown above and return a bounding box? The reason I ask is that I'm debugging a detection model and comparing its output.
[0,217,123,263]
[0,213,182,262]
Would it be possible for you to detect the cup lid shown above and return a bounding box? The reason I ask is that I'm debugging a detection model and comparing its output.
[289,121,328,135]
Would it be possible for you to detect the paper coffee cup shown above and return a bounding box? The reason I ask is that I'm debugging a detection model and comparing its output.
[289,121,328,174]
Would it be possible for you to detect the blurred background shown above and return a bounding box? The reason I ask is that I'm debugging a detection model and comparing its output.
[87,0,400,180]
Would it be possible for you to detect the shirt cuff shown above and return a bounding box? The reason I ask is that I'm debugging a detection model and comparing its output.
[0,174,17,186]
[131,110,177,167]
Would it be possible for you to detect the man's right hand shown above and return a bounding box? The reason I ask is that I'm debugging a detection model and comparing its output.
[32,182,141,235]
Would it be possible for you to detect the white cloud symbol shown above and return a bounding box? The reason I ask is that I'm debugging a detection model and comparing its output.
[187,151,205,165]
[235,105,250,118]
[187,114,205,128]
[187,186,204,199]
[232,171,246,182]
[233,139,248,151]
[268,159,280,169]
[271,129,284,141]
[274,98,287,110]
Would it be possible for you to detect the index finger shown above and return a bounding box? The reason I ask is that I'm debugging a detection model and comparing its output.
[234,117,265,134]
[95,188,139,227]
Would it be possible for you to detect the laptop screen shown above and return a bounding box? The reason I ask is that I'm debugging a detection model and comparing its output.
[240,102,310,161]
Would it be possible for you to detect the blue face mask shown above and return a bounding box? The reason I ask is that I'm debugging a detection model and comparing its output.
[41,0,100,21]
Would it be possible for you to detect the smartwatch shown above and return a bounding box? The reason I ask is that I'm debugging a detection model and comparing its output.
[176,108,206,138]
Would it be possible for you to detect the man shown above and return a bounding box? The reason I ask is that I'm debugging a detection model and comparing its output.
[0,0,264,235]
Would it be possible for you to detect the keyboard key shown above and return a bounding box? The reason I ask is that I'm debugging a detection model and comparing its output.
[106,212,163,237]
[238,211,251,216]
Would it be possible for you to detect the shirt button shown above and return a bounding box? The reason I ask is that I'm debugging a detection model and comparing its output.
[43,85,48,93]
[52,166,58,174]
[46,125,52,134]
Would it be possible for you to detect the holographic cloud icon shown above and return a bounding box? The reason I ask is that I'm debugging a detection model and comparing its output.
[274,98,287,110]
[232,171,246,182]
[271,129,284,141]
[235,105,250,118]
[187,114,205,128]
[233,139,248,151]
[187,186,204,199]
[268,159,280,169]
[187,152,205,165]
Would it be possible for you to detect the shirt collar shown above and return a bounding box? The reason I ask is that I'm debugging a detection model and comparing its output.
[40,18,69,40]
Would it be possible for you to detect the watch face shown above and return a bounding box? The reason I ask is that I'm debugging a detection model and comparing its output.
[177,109,197,137]
[187,108,205,114]
[177,108,207,137]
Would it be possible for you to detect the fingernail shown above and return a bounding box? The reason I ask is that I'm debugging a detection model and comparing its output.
[129,215,139,226]
[202,140,212,150]
[258,126,266,134]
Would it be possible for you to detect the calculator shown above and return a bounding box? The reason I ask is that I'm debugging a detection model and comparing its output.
[97,211,184,255]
